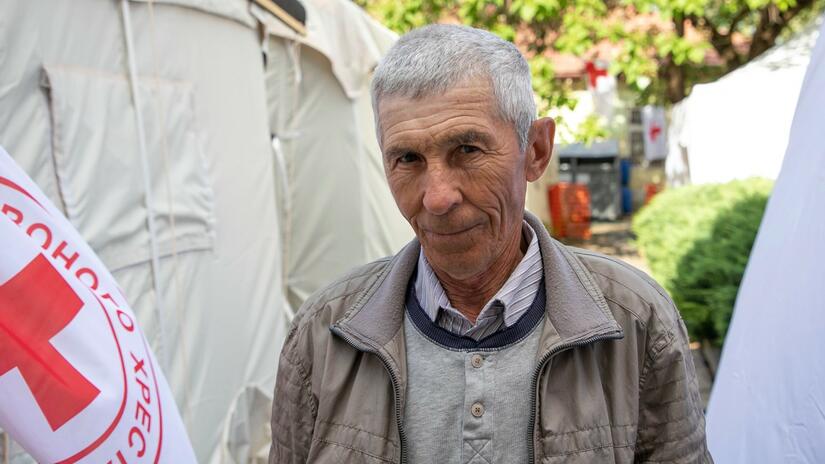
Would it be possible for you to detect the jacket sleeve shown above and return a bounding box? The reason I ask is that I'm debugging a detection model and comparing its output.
[635,315,714,463]
[269,330,316,464]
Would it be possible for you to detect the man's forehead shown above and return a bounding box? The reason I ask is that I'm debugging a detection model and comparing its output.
[378,79,495,114]
[376,81,502,145]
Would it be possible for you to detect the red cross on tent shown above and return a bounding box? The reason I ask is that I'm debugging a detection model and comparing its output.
[0,254,100,431]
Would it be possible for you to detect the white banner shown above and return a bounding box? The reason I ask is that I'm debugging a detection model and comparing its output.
[642,105,667,161]
[0,146,196,463]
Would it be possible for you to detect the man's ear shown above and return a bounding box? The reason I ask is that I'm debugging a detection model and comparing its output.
[525,117,555,182]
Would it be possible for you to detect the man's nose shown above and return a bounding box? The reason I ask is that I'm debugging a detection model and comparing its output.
[422,166,462,215]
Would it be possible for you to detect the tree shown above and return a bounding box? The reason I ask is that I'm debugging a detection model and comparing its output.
[356,0,824,110]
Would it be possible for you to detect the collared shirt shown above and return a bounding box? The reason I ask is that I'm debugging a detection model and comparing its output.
[413,221,543,340]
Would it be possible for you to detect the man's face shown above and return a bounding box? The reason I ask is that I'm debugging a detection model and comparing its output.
[378,79,542,281]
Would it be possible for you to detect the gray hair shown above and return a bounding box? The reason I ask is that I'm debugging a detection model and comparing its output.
[371,24,536,152]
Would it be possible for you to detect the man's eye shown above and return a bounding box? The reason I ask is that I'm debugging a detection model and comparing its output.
[399,152,420,163]
[459,145,480,154]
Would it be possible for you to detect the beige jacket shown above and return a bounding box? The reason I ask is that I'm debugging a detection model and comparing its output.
[269,213,713,463]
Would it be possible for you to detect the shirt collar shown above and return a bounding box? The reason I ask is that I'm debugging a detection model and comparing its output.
[413,220,543,330]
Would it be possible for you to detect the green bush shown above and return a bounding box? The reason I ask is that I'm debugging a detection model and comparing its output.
[632,178,773,346]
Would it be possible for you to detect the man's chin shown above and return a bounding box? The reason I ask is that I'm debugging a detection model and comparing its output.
[424,251,490,281]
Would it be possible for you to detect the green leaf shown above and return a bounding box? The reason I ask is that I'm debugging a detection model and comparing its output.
[519,1,538,21]
[688,46,707,63]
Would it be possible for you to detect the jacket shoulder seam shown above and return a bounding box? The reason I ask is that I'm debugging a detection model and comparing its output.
[586,268,678,336]
[587,268,655,306]
[573,250,673,304]
[603,295,646,329]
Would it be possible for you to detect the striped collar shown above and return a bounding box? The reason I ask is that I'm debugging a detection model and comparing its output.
[413,221,543,340]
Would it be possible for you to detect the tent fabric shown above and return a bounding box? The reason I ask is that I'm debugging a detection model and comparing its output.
[705,19,825,463]
[667,17,821,185]
[261,3,412,312]
[42,65,216,272]
[130,0,256,27]
[0,1,288,462]
[253,0,397,99]
[665,101,690,187]
[212,386,272,464]
[0,0,413,462]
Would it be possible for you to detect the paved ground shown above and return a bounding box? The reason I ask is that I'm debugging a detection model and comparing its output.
[560,218,651,276]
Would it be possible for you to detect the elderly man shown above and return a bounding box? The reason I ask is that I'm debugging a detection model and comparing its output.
[269,24,712,464]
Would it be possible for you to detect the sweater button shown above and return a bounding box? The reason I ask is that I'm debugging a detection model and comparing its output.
[471,354,483,368]
[471,402,485,418]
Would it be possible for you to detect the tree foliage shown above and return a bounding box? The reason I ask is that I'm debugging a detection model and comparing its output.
[356,0,824,112]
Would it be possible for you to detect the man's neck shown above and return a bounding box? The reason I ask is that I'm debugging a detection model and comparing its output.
[431,229,527,323]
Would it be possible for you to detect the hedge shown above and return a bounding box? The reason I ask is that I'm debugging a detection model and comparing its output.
[632,178,773,346]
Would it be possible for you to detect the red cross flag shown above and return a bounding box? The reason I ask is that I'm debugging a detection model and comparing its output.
[641,105,668,161]
[0,146,196,463]
[585,59,617,121]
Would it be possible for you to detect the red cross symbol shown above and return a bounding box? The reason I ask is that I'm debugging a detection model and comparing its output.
[585,61,609,88]
[649,123,662,142]
[0,254,100,431]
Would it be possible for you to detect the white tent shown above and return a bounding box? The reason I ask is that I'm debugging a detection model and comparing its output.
[666,17,822,185]
[0,0,408,462]
[705,18,825,463]
[254,0,412,312]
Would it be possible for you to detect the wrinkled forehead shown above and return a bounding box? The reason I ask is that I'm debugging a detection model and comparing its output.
[375,78,506,147]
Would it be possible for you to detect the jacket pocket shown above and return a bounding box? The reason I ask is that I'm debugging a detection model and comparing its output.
[42,64,215,272]
[539,423,636,464]
[307,419,399,464]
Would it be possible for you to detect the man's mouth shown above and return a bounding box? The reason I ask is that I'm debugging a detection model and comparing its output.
[423,223,481,237]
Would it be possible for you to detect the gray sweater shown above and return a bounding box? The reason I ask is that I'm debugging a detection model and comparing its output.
[403,284,545,464]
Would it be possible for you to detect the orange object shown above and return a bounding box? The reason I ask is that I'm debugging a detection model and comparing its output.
[565,222,592,241]
[548,183,592,239]
[644,183,660,205]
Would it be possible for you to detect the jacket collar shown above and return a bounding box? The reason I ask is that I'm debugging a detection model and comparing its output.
[332,211,623,361]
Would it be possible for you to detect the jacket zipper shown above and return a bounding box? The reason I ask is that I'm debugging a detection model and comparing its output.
[330,326,408,464]
[527,331,623,463]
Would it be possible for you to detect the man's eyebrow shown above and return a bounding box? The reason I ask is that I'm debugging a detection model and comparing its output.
[383,145,416,160]
[383,130,493,159]
[438,130,494,148]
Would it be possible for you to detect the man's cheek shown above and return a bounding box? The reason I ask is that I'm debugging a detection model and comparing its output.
[388,180,418,212]
[386,178,407,206]
[390,194,417,225]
